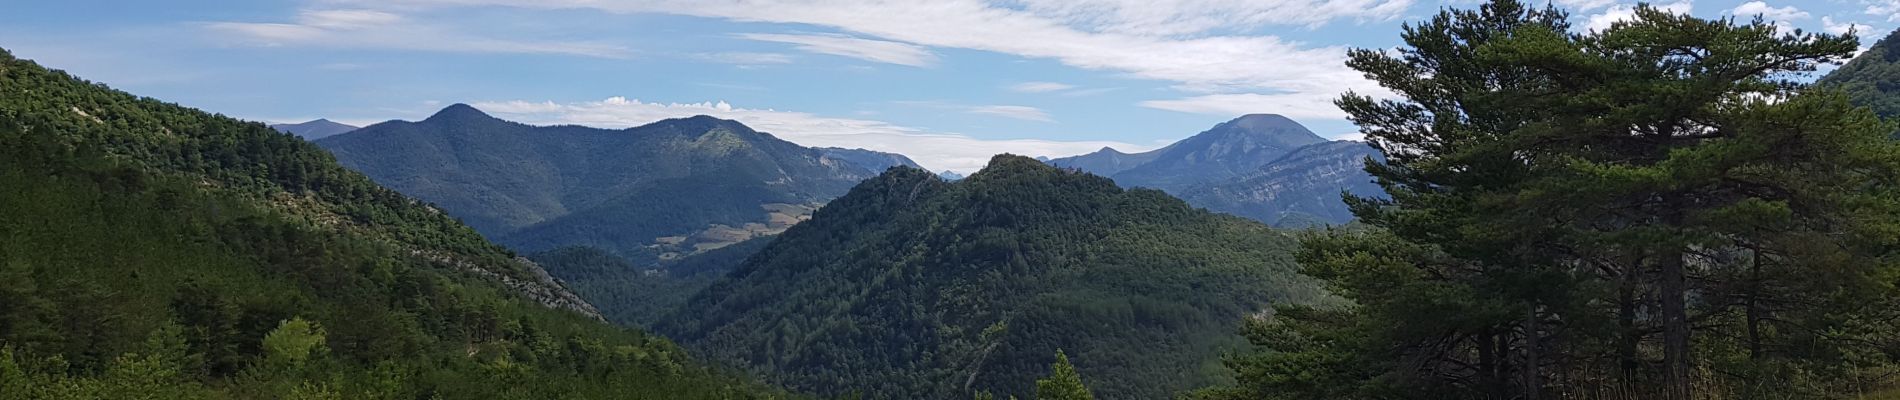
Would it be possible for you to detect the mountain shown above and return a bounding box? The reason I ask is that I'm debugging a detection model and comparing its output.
[1046,114,1377,227]
[269,118,358,139]
[1109,114,1328,191]
[657,155,1330,399]
[817,146,923,172]
[1046,146,1164,177]
[1177,140,1384,227]
[938,170,966,180]
[317,107,879,265]
[0,48,781,398]
[1819,28,1900,120]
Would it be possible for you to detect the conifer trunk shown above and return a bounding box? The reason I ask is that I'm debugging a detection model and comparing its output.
[1660,249,1691,399]
[1523,306,1540,400]
[1618,259,1639,383]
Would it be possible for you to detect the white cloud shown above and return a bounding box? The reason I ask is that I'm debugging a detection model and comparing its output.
[1554,0,1617,12]
[895,100,1058,122]
[1009,81,1076,93]
[334,0,1400,119]
[205,9,631,58]
[469,97,1144,172]
[1823,16,1876,36]
[1139,92,1348,120]
[737,33,938,67]
[967,105,1055,122]
[1004,0,1413,35]
[1729,1,1808,21]
[694,52,795,65]
[1868,0,1900,22]
[1583,2,1694,32]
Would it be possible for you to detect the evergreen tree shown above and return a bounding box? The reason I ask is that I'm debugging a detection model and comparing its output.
[1034,350,1093,400]
[1208,1,1900,399]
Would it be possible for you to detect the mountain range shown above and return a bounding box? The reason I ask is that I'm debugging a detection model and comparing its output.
[656,156,1330,399]
[270,118,358,139]
[1048,114,1381,226]
[316,105,884,266]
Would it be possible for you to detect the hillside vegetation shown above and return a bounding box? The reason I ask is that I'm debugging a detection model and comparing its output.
[660,155,1331,399]
[0,48,785,399]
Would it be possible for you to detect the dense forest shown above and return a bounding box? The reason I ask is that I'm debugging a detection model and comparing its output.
[1820,28,1900,121]
[530,240,773,328]
[656,156,1331,399]
[0,48,786,399]
[1194,2,1900,399]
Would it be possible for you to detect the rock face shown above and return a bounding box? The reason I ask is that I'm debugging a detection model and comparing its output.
[817,147,924,173]
[1046,114,1382,226]
[1177,140,1385,227]
[1106,114,1330,192]
[270,118,358,139]
[317,106,879,265]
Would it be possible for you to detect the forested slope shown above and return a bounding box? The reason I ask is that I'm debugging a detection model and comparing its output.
[0,48,787,399]
[660,155,1331,399]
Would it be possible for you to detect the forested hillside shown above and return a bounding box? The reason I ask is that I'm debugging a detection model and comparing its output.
[0,48,786,399]
[659,155,1331,399]
[1819,28,1900,120]
[531,240,772,328]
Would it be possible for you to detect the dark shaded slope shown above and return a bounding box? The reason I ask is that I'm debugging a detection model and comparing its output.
[1046,145,1164,177]
[318,110,875,264]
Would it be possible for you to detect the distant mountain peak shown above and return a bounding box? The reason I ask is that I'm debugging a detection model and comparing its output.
[1206,113,1321,143]
[424,103,497,123]
[271,118,359,140]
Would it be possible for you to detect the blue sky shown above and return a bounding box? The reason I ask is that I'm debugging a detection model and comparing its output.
[1,0,1890,172]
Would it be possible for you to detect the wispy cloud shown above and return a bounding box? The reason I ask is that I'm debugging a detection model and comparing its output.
[736,33,938,67]
[1140,92,1352,120]
[469,97,1142,172]
[1009,81,1075,93]
[693,51,795,65]
[1868,0,1900,22]
[339,0,1405,119]
[1554,0,1618,12]
[967,105,1055,122]
[896,100,1058,122]
[204,8,632,58]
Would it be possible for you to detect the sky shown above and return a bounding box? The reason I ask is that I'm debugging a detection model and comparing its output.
[1,0,1891,173]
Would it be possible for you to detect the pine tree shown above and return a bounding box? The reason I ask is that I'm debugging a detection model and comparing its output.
[1034,350,1093,400]
[1211,0,1900,398]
